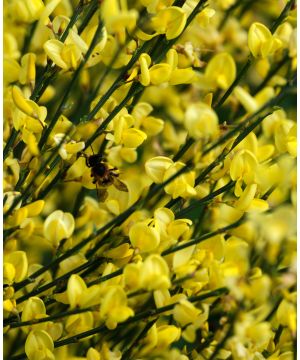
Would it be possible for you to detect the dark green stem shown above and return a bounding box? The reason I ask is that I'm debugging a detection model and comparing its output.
[214,56,253,111]
[15,257,101,304]
[161,216,246,256]
[38,21,104,149]
[21,21,38,55]
[8,287,228,359]
[175,181,235,218]
[271,0,295,33]
[7,307,92,329]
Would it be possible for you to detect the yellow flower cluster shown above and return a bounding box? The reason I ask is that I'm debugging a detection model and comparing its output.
[3,0,296,359]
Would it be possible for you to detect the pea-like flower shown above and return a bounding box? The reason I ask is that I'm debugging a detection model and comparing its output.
[43,210,75,247]
[25,330,54,360]
[248,22,282,58]
[184,102,219,140]
[100,285,134,329]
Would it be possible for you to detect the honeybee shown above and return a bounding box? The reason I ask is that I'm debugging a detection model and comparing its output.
[79,152,128,201]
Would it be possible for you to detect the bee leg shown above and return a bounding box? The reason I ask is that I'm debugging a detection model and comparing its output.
[111,171,119,177]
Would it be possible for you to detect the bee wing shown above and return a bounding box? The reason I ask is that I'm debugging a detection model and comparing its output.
[97,188,109,202]
[113,178,128,192]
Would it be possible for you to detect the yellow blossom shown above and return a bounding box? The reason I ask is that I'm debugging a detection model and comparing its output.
[25,330,54,360]
[43,210,75,247]
[205,52,236,90]
[248,22,282,58]
[100,285,134,329]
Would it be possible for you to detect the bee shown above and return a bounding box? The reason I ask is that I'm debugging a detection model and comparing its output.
[79,152,128,201]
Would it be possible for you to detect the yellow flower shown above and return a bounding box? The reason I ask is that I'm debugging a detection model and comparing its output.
[196,7,215,27]
[43,210,75,247]
[248,22,282,58]
[43,40,82,71]
[52,134,85,160]
[205,53,236,90]
[13,0,45,23]
[87,348,101,360]
[66,274,102,309]
[230,149,258,186]
[140,254,171,290]
[101,0,138,43]
[129,220,160,252]
[152,7,187,40]
[173,300,209,342]
[145,156,174,183]
[4,59,20,85]
[138,324,181,356]
[22,297,46,322]
[150,64,172,85]
[4,251,28,284]
[100,285,134,329]
[25,330,54,360]
[163,162,196,199]
[22,200,45,217]
[277,299,296,335]
[65,312,94,336]
[132,102,164,136]
[12,86,46,124]
[19,53,36,87]
[184,102,219,140]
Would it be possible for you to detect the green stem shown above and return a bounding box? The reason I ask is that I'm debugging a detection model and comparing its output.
[254,52,290,94]
[12,204,138,292]
[161,216,246,256]
[82,0,208,144]
[175,180,235,218]
[214,56,253,111]
[271,0,295,33]
[207,312,237,360]
[30,0,90,103]
[38,21,105,149]
[7,307,92,329]
[203,82,293,156]
[173,137,195,162]
[15,257,101,304]
[9,287,228,359]
[78,0,99,34]
[84,82,144,148]
[121,319,158,360]
[3,129,19,160]
[21,21,38,55]
[218,0,252,31]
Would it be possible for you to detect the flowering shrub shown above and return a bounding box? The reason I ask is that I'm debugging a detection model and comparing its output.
[3,0,296,359]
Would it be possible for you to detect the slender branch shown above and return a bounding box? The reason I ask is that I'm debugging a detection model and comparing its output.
[254,52,290,94]
[12,204,138,292]
[175,180,235,218]
[270,0,295,33]
[203,81,293,156]
[207,312,237,360]
[8,287,228,360]
[31,0,91,102]
[214,56,253,111]
[173,137,195,162]
[15,257,102,304]
[21,21,38,55]
[38,20,105,149]
[161,216,246,256]
[7,307,92,329]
